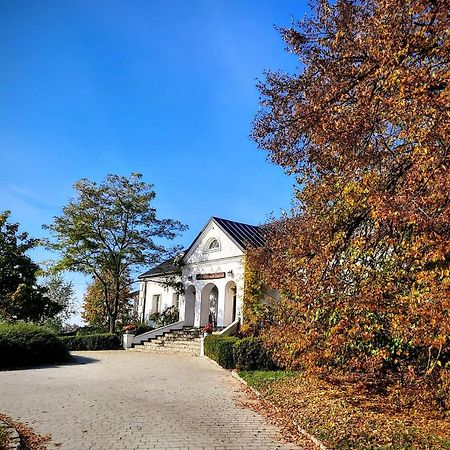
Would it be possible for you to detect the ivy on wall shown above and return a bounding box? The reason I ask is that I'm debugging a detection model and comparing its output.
[241,252,271,336]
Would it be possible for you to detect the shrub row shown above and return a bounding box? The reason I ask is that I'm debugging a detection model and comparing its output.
[60,333,121,351]
[204,335,239,368]
[234,337,276,371]
[204,335,275,370]
[0,323,70,369]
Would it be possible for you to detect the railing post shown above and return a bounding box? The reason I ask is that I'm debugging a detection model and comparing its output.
[123,333,135,349]
[200,335,205,356]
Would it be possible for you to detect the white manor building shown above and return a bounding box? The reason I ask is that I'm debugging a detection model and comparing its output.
[136,216,264,330]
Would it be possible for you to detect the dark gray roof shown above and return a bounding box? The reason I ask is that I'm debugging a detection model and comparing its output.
[138,258,181,279]
[212,217,265,249]
[139,217,265,278]
[181,217,265,260]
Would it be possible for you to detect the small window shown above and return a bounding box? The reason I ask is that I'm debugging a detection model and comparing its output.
[152,294,161,313]
[207,238,220,251]
[172,293,180,309]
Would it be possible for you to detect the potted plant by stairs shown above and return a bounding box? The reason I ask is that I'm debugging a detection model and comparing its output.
[122,324,137,334]
[202,323,213,337]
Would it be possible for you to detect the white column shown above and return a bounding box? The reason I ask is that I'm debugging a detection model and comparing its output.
[217,284,225,327]
[179,294,186,322]
[194,285,202,328]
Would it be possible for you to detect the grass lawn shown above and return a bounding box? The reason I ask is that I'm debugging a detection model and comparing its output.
[239,370,450,450]
[240,370,295,390]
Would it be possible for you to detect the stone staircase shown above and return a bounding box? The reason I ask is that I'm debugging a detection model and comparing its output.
[129,327,202,356]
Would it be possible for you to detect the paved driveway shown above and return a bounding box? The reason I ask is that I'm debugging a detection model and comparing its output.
[0,351,299,450]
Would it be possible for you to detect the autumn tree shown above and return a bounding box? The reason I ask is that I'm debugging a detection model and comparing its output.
[250,0,450,383]
[0,211,62,322]
[45,174,186,332]
[82,270,134,328]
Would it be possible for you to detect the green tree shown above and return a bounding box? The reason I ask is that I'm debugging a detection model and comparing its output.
[0,211,62,322]
[45,173,187,332]
[40,273,76,330]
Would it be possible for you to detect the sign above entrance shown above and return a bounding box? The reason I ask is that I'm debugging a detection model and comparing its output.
[196,272,226,280]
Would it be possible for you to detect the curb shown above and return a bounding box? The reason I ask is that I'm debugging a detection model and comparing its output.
[203,354,224,370]
[202,356,327,450]
[0,419,20,450]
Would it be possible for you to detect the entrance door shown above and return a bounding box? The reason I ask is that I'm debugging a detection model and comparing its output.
[224,281,237,326]
[200,283,218,327]
[208,285,218,328]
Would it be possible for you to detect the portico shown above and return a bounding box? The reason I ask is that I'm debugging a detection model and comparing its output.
[181,278,239,329]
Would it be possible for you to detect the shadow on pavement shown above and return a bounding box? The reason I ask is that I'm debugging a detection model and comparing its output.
[66,354,99,365]
[0,355,99,372]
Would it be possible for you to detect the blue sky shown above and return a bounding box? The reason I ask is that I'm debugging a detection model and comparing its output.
[0,1,306,320]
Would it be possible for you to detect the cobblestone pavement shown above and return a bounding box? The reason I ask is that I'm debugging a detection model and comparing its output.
[0,351,300,450]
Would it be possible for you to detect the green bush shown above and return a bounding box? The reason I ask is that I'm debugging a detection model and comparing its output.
[60,333,121,351]
[70,325,109,336]
[233,337,276,371]
[0,322,70,369]
[149,306,179,327]
[204,335,239,369]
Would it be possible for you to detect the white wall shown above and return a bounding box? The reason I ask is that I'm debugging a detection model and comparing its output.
[181,220,245,328]
[183,220,242,265]
[137,276,181,324]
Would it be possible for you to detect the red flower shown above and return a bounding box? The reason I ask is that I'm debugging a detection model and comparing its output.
[202,323,213,333]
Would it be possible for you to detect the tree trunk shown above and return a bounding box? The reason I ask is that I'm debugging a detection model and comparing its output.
[109,314,116,333]
[111,274,121,334]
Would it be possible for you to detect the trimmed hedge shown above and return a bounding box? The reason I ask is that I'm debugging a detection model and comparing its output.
[0,322,70,369]
[233,337,276,371]
[60,333,121,351]
[70,326,109,336]
[204,335,239,369]
[204,334,276,371]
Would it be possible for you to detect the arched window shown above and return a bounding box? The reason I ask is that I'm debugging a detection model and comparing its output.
[205,238,220,252]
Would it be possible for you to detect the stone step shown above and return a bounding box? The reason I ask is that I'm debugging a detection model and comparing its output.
[175,330,202,335]
[146,335,201,343]
[145,333,201,344]
[132,327,202,355]
[144,336,201,343]
[161,345,200,351]
[143,343,200,351]
[140,345,199,352]
[159,336,200,342]
[128,346,199,355]
[159,337,201,343]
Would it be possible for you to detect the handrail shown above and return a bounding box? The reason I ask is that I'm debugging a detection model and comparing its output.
[217,319,240,336]
[132,320,185,345]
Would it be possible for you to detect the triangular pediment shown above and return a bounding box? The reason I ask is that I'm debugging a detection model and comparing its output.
[182,218,244,265]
